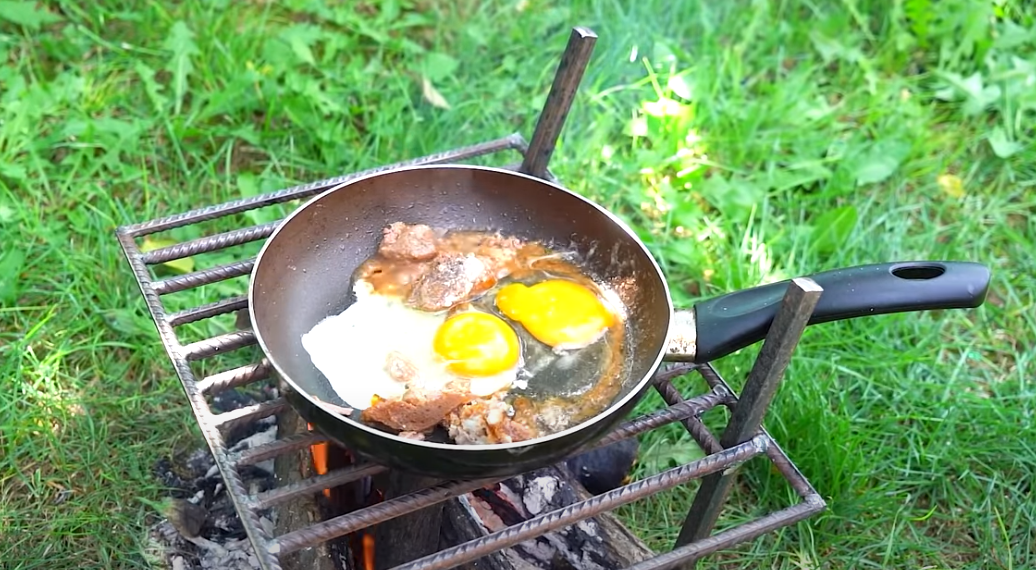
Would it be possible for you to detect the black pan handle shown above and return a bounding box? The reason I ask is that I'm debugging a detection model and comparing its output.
[680,261,991,364]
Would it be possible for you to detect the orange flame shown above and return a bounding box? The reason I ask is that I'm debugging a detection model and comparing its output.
[306,424,375,569]
[362,533,375,570]
[306,423,331,498]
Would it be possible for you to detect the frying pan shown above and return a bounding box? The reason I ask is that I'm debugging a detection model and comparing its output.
[249,164,990,479]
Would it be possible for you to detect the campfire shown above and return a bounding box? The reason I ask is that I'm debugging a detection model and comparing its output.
[143,351,820,570]
[124,25,828,570]
[147,360,778,570]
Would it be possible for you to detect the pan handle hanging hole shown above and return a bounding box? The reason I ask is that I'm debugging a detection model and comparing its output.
[891,264,946,280]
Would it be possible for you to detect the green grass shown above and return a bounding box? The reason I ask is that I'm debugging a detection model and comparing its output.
[1,0,1034,568]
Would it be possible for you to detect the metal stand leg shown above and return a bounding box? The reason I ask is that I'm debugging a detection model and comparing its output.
[673,278,824,568]
[519,27,597,180]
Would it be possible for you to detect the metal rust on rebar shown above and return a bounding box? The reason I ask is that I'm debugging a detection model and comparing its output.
[212,398,289,431]
[181,330,257,361]
[167,295,249,327]
[272,477,498,555]
[253,463,387,509]
[654,379,725,454]
[119,137,521,238]
[231,431,328,467]
[624,501,826,570]
[594,390,727,449]
[142,221,281,265]
[197,360,271,395]
[520,27,597,179]
[687,360,827,510]
[652,362,700,385]
[152,259,256,295]
[271,396,713,557]
[114,230,286,570]
[764,434,824,501]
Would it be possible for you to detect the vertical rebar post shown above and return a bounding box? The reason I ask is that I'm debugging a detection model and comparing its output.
[674,278,824,567]
[519,27,597,180]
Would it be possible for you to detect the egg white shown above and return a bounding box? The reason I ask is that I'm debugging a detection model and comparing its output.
[301,281,520,411]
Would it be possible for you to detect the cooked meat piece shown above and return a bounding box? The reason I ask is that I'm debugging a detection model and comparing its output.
[384,351,420,385]
[407,253,489,312]
[362,385,472,433]
[364,226,539,309]
[446,397,538,445]
[398,431,426,441]
[494,415,537,443]
[476,236,525,271]
[379,222,439,261]
[355,257,433,298]
[440,232,527,280]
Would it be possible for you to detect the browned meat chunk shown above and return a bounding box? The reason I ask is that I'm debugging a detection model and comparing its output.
[363,225,540,312]
[407,253,490,312]
[378,222,439,261]
[440,232,527,280]
[446,397,538,445]
[362,386,473,433]
[355,257,433,298]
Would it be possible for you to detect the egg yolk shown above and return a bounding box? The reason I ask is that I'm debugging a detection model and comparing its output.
[495,279,616,349]
[433,312,520,377]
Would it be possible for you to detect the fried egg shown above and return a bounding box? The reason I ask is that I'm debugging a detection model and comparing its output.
[433,310,523,397]
[495,279,617,352]
[301,281,522,411]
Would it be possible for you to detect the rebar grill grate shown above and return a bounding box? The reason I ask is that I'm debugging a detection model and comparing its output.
[114,26,827,570]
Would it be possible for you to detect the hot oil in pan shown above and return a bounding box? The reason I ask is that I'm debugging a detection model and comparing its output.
[300,223,632,445]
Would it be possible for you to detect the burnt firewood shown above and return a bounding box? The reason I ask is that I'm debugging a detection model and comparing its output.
[440,464,653,570]
[372,471,446,570]
[273,407,349,570]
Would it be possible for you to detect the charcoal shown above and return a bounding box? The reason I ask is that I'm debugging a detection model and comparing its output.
[211,388,257,413]
[149,424,280,570]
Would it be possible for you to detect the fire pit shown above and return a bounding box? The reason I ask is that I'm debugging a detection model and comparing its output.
[117,26,827,570]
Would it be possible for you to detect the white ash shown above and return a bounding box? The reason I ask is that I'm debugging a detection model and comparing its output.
[197,537,261,570]
[576,518,599,536]
[521,476,558,515]
[509,535,555,565]
[501,551,545,570]
[148,422,279,570]
[204,464,220,480]
[517,474,606,570]
[149,510,276,570]
[540,528,606,570]
[229,423,278,475]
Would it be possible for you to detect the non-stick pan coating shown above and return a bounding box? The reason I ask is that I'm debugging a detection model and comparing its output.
[250,165,673,478]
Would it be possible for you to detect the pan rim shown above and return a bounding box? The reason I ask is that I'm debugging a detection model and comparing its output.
[248,163,676,453]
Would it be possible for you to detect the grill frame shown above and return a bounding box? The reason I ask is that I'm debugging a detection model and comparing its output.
[115,25,827,570]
